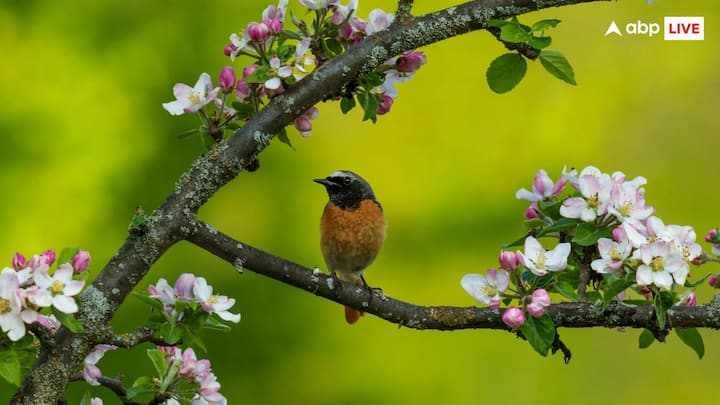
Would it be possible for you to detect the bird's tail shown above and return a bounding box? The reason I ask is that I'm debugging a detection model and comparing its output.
[339,272,365,324]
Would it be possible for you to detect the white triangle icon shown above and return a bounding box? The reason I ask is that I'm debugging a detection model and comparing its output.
[605,21,623,36]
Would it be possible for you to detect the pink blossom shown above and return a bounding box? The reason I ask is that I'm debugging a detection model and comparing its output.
[148,278,176,306]
[517,236,571,276]
[396,51,427,73]
[635,241,686,289]
[524,203,539,219]
[174,273,197,300]
[223,43,236,56]
[461,269,509,309]
[498,251,520,271]
[0,268,25,341]
[218,67,236,93]
[195,373,227,405]
[365,9,394,35]
[527,289,551,317]
[193,277,241,323]
[246,22,270,42]
[12,253,27,270]
[162,73,220,115]
[264,57,293,91]
[591,237,631,273]
[679,291,697,307]
[299,0,338,10]
[705,229,718,243]
[709,274,719,288]
[33,264,85,313]
[294,107,319,137]
[43,249,56,266]
[502,307,526,329]
[180,348,211,379]
[376,94,393,115]
[71,250,91,273]
[83,344,118,386]
[559,169,613,222]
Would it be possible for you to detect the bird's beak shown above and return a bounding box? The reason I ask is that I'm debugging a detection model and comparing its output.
[313,177,335,187]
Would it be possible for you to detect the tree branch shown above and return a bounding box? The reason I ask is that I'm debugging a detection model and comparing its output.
[13,1,610,402]
[187,220,720,332]
[70,374,142,405]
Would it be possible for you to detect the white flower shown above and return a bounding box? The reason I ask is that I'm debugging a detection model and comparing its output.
[365,9,394,35]
[148,278,176,306]
[591,237,631,273]
[299,0,337,10]
[193,277,241,323]
[635,241,687,289]
[560,169,613,222]
[460,269,509,309]
[33,264,85,313]
[264,57,294,90]
[162,73,220,115]
[517,236,571,276]
[516,169,567,202]
[83,344,118,386]
[0,268,25,341]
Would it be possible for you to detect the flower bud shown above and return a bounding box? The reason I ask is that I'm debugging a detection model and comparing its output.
[218,66,236,93]
[247,22,269,42]
[236,79,251,101]
[709,274,720,288]
[266,18,283,35]
[294,116,312,136]
[71,250,91,273]
[396,51,426,73]
[498,251,519,271]
[705,229,719,243]
[527,289,551,317]
[502,307,526,329]
[43,249,56,266]
[174,273,196,300]
[524,203,539,219]
[376,94,393,115]
[242,64,258,78]
[680,292,697,307]
[223,43,236,57]
[12,253,27,270]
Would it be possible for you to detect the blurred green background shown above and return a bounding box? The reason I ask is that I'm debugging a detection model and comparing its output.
[1,0,718,403]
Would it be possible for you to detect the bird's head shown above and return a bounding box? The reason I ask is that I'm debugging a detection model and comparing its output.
[314,170,377,210]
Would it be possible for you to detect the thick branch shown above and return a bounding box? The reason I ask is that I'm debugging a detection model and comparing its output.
[14,1,608,402]
[187,221,720,331]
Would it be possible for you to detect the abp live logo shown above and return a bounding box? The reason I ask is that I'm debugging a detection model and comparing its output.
[664,17,704,40]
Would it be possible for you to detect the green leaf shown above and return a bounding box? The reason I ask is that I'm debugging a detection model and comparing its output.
[340,96,356,114]
[225,122,242,130]
[203,316,233,332]
[675,328,705,359]
[500,23,532,43]
[639,329,655,349]
[181,327,208,353]
[487,19,511,28]
[537,218,578,237]
[230,102,255,120]
[584,291,602,302]
[244,65,270,84]
[276,127,294,148]
[322,37,344,58]
[281,29,303,41]
[537,199,563,217]
[80,392,92,405]
[654,291,674,330]
[158,322,183,345]
[519,314,556,357]
[623,299,653,306]
[131,292,165,311]
[126,375,156,399]
[486,53,527,94]
[572,222,611,246]
[276,44,295,61]
[362,72,384,88]
[357,91,378,123]
[685,273,711,288]
[147,348,168,376]
[56,247,79,267]
[502,235,527,249]
[539,50,577,85]
[523,218,547,230]
[602,278,635,310]
[52,307,85,333]
[529,36,552,50]
[532,19,562,32]
[554,281,578,301]
[176,128,200,139]
[0,349,23,386]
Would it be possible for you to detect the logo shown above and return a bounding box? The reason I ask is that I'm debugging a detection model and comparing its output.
[605,21,622,36]
[664,17,704,40]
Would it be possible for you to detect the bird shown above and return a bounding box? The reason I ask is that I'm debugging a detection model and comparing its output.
[314,170,387,324]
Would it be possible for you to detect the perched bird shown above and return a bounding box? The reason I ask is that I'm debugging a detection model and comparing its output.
[314,170,387,324]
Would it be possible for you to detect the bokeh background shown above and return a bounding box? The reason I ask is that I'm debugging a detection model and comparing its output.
[1,0,718,403]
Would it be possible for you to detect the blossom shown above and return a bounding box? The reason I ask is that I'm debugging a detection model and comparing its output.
[498,251,520,271]
[71,250,91,273]
[12,253,27,270]
[365,9,394,35]
[174,273,197,300]
[294,106,319,137]
[83,344,118,386]
[293,37,316,76]
[524,203,539,219]
[180,348,211,379]
[33,264,85,313]
[517,236,571,276]
[0,268,25,341]
[709,274,719,288]
[218,67,236,93]
[376,94,393,115]
[591,237,631,273]
[635,241,687,289]
[607,180,654,224]
[264,57,293,91]
[527,289,551,317]
[148,278,176,306]
[299,0,338,9]
[396,51,427,74]
[516,169,567,202]
[679,291,697,307]
[246,22,269,42]
[460,269,509,309]
[705,229,719,243]
[194,372,227,405]
[559,169,613,222]
[162,73,220,115]
[193,277,241,322]
[91,398,104,405]
[502,307,525,329]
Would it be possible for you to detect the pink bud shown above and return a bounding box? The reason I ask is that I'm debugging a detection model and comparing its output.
[524,203,539,219]
[12,253,27,270]
[612,227,625,242]
[396,51,427,73]
[174,273,196,300]
[376,94,393,115]
[709,274,720,288]
[339,22,355,40]
[218,66,236,93]
[71,250,91,273]
[680,292,697,307]
[242,64,258,78]
[502,307,526,329]
[266,18,283,35]
[43,249,56,266]
[247,22,269,42]
[223,43,236,57]
[294,116,312,136]
[236,79,251,100]
[705,229,718,243]
[498,251,519,271]
[527,289,551,317]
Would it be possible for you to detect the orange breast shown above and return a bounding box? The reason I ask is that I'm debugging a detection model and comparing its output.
[320,199,387,276]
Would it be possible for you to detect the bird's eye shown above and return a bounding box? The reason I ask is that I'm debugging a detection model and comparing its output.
[343,177,352,185]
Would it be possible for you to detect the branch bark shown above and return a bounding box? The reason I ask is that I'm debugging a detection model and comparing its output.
[186,220,720,332]
[13,0,609,402]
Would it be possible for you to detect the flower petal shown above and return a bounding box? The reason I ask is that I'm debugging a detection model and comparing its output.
[53,295,79,314]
